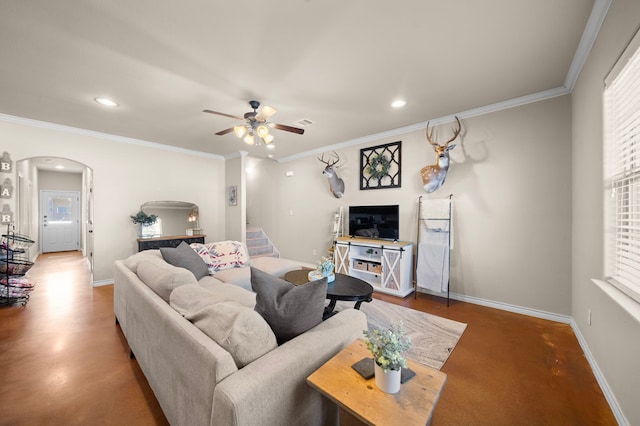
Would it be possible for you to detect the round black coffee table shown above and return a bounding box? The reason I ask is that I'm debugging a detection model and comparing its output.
[283,269,374,319]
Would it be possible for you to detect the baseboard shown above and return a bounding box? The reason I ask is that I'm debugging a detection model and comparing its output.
[570,319,628,425]
[416,288,572,323]
[92,279,112,287]
[415,287,626,425]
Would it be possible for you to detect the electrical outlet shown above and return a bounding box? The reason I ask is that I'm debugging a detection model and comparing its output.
[588,309,592,326]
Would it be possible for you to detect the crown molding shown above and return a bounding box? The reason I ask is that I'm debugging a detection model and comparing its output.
[278,86,570,163]
[0,112,225,160]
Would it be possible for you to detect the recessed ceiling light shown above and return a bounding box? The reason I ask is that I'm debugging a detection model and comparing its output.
[391,99,406,108]
[94,97,119,107]
[55,165,65,170]
[266,144,276,149]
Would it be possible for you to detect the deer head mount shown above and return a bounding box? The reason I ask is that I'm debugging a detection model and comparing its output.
[318,151,345,198]
[420,116,462,193]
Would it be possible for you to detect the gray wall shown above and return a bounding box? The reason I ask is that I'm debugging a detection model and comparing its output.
[572,0,640,424]
[248,95,573,316]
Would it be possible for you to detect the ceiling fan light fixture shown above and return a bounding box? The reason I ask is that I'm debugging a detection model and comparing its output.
[256,124,270,139]
[234,125,247,138]
[264,134,274,144]
[244,134,255,145]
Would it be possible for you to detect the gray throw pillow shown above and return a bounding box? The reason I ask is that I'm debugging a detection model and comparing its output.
[160,241,209,280]
[250,266,328,344]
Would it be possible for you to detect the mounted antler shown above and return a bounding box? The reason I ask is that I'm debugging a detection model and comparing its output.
[420,116,461,193]
[318,151,345,198]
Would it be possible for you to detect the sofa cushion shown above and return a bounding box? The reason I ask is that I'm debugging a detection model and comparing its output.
[170,284,277,368]
[198,278,257,308]
[191,241,250,274]
[160,241,209,280]
[250,256,315,278]
[211,267,252,291]
[137,258,198,302]
[122,249,162,273]
[250,267,328,344]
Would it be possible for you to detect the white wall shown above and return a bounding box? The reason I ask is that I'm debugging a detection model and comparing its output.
[248,95,573,316]
[0,118,226,283]
[38,170,82,191]
[572,0,640,423]
[225,152,246,243]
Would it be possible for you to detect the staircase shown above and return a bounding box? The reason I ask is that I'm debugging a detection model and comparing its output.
[246,227,280,259]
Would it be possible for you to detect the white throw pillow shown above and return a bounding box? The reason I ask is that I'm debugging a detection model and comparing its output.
[190,241,250,274]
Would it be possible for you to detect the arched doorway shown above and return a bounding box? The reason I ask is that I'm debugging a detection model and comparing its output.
[15,157,94,274]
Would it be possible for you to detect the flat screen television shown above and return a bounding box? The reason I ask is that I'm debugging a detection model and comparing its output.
[348,205,399,240]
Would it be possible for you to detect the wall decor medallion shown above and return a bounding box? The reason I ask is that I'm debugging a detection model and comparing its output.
[0,204,13,224]
[1,178,13,199]
[360,141,401,190]
[0,152,12,173]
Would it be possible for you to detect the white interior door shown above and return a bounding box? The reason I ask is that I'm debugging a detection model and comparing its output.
[40,190,80,253]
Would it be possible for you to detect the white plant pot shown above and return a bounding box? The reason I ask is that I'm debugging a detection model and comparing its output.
[374,363,401,394]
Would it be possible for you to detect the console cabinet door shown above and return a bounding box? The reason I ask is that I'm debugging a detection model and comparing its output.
[334,243,350,275]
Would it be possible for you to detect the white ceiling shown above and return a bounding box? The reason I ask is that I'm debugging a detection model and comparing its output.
[0,1,602,161]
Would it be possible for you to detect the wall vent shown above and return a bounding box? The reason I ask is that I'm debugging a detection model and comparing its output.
[294,118,314,127]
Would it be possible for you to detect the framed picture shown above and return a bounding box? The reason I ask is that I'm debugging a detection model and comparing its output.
[228,185,237,206]
[360,141,402,190]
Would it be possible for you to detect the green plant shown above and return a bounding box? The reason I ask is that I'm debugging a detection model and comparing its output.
[130,210,157,225]
[363,321,412,372]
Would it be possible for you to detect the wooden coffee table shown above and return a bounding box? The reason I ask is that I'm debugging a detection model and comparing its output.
[283,269,373,319]
[307,339,447,426]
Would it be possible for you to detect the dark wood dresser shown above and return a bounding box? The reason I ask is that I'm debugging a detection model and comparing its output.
[137,235,206,252]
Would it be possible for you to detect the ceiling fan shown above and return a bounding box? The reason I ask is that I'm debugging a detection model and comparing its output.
[203,100,304,146]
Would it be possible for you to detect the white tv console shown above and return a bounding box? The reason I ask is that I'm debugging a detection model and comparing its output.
[333,237,414,297]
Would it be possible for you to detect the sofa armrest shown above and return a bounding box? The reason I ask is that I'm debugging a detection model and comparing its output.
[212,308,368,426]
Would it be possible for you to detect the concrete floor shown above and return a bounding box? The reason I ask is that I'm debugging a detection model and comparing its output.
[0,252,616,425]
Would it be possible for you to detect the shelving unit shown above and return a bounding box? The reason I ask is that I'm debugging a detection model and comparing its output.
[334,237,413,297]
[1,225,35,307]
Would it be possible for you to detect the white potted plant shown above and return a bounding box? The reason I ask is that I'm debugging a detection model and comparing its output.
[363,321,412,394]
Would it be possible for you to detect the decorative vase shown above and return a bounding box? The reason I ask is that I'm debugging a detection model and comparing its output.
[374,363,401,394]
[138,224,155,239]
[308,270,335,283]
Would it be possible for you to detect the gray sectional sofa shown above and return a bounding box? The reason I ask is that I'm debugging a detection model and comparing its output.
[113,248,367,426]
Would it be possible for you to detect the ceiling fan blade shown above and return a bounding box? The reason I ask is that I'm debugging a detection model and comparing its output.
[272,123,305,135]
[215,127,235,136]
[203,109,244,120]
[255,105,278,121]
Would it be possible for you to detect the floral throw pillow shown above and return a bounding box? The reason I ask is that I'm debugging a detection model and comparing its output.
[191,241,250,274]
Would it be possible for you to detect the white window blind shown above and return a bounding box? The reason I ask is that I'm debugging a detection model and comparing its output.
[604,28,640,304]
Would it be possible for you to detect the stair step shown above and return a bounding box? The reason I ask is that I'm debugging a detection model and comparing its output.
[246,237,268,248]
[246,227,279,259]
[248,244,274,256]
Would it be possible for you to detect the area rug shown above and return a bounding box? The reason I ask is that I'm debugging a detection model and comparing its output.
[335,299,467,370]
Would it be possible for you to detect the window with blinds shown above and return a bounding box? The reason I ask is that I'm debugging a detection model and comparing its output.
[604,28,640,304]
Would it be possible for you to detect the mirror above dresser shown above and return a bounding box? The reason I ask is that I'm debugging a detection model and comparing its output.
[137,201,205,251]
